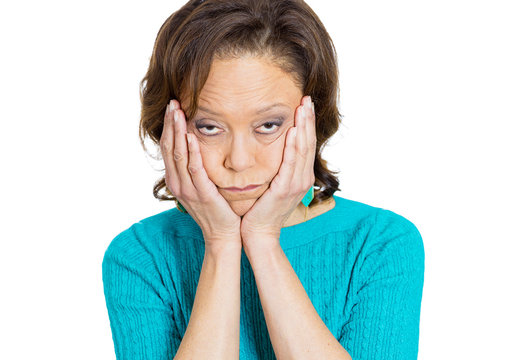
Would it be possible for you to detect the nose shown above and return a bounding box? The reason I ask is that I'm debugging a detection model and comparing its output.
[223,134,256,172]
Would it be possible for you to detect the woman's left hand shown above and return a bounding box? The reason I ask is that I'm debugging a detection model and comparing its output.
[240,95,317,252]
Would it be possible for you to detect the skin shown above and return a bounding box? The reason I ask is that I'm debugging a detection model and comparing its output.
[179,56,332,228]
[161,56,346,358]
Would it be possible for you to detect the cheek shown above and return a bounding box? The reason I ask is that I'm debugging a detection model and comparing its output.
[260,131,288,174]
[187,125,218,179]
[197,142,222,180]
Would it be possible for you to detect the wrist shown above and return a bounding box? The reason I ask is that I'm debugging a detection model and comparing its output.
[242,234,281,258]
[204,236,242,256]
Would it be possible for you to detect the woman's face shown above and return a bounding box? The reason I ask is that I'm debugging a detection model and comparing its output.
[181,56,304,217]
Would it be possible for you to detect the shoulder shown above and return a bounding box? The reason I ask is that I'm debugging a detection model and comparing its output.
[102,207,203,267]
[328,194,424,257]
[370,208,424,255]
[320,194,385,233]
[355,207,425,284]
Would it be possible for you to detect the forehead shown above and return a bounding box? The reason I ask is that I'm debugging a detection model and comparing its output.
[194,57,302,114]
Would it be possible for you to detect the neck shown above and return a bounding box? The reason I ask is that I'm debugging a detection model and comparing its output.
[282,203,308,228]
[282,196,335,228]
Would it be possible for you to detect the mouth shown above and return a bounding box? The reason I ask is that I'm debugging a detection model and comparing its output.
[222,184,262,192]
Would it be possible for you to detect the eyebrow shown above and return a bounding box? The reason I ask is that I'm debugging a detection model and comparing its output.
[197,102,290,116]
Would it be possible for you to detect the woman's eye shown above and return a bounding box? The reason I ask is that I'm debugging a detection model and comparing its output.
[196,125,221,136]
[195,118,284,136]
[257,120,283,134]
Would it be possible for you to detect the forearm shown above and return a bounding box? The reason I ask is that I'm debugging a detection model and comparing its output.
[174,240,242,360]
[245,242,351,360]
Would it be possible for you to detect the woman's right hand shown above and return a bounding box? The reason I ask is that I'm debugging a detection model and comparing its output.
[160,99,242,250]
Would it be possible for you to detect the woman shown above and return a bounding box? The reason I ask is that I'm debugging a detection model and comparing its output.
[102,1,425,359]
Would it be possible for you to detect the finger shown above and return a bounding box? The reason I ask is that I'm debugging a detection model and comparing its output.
[160,100,180,195]
[294,102,308,183]
[172,107,195,196]
[305,97,315,149]
[296,102,308,160]
[186,132,216,194]
[308,99,317,146]
[272,126,298,192]
[304,97,317,185]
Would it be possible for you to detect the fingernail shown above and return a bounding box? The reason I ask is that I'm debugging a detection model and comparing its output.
[187,133,192,144]
[173,110,178,123]
[307,96,313,109]
[169,100,175,113]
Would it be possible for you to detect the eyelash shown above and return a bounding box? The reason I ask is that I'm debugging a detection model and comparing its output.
[195,119,284,137]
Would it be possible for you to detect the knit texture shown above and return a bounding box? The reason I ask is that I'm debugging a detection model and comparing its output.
[102,194,425,359]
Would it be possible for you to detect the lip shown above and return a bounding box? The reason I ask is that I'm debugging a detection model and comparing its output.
[223,184,262,192]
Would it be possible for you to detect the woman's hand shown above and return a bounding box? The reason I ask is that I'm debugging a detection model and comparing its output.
[160,99,242,250]
[240,95,317,251]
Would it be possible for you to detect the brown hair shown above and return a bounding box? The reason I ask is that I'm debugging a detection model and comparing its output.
[139,0,342,207]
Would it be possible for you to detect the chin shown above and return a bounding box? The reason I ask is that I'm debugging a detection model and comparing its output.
[228,198,256,217]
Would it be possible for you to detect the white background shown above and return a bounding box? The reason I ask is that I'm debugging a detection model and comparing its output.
[1,1,520,359]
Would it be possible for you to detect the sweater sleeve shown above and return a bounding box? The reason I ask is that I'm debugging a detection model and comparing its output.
[338,210,425,360]
[102,231,182,360]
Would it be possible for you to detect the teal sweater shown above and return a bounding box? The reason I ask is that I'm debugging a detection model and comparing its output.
[102,194,425,359]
